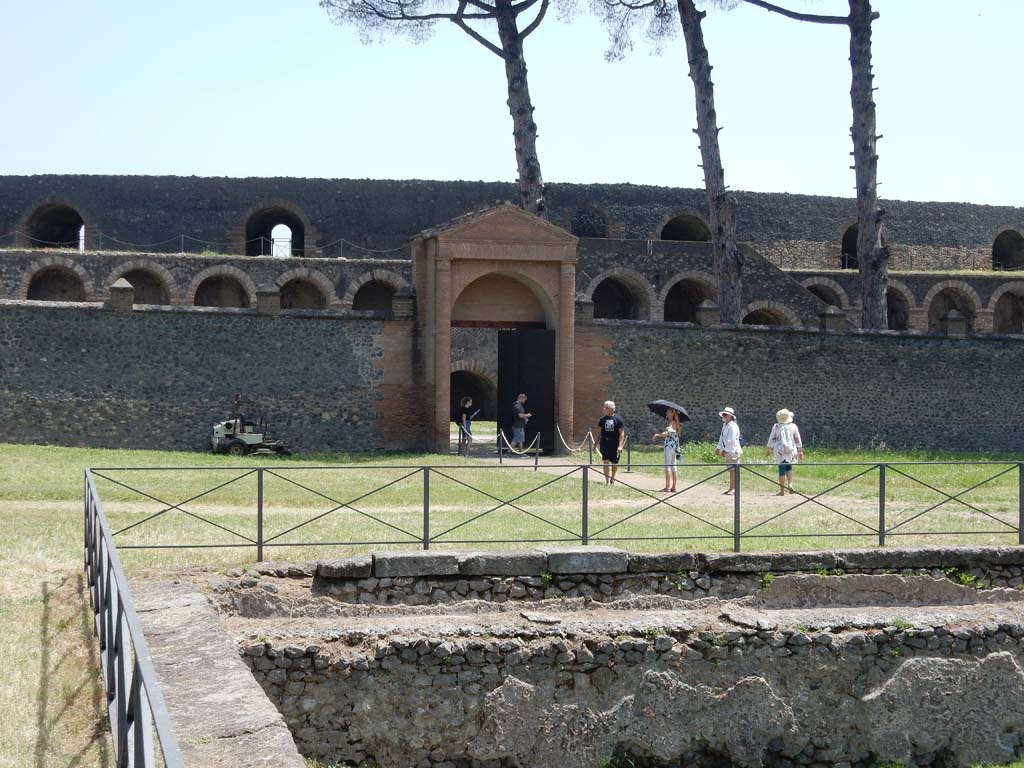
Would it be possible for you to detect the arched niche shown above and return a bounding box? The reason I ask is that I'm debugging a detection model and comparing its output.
[244,205,308,257]
[664,277,716,322]
[353,280,397,315]
[569,206,609,238]
[281,278,327,310]
[992,286,1024,334]
[24,203,85,249]
[926,287,976,332]
[453,273,548,327]
[741,301,799,327]
[806,284,842,308]
[450,369,497,422]
[841,224,859,269]
[271,223,293,258]
[993,230,1024,271]
[119,269,170,305]
[660,213,711,242]
[195,275,251,308]
[27,266,86,302]
[887,289,910,331]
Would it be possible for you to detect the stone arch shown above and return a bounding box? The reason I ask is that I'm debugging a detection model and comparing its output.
[19,256,95,301]
[341,269,412,309]
[660,271,717,323]
[992,228,1024,271]
[658,211,711,242]
[886,279,916,331]
[453,272,550,327]
[800,277,851,309]
[275,268,337,310]
[840,223,859,269]
[238,200,318,257]
[107,260,179,305]
[583,268,655,321]
[18,200,92,250]
[187,265,257,308]
[988,281,1024,334]
[922,280,982,332]
[741,301,800,327]
[566,204,611,239]
[450,359,498,422]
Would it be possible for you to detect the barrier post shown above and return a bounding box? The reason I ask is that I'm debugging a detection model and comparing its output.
[588,435,593,465]
[733,465,741,552]
[1018,463,1023,546]
[878,463,886,547]
[422,468,430,550]
[256,468,264,562]
[534,436,539,471]
[581,465,589,545]
[626,435,632,473]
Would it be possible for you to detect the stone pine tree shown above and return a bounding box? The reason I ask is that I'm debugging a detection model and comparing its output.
[593,0,744,323]
[742,0,889,329]
[320,0,551,216]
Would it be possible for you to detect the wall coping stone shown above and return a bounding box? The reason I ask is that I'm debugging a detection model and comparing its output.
[458,550,548,576]
[537,546,628,574]
[374,550,462,577]
[626,552,701,573]
[318,555,373,579]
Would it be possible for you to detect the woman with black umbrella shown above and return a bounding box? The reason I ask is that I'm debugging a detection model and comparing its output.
[650,400,687,492]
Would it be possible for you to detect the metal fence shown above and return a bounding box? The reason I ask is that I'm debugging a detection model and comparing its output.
[85,470,185,767]
[88,460,1024,560]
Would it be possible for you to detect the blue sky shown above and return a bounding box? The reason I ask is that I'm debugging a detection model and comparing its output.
[1,0,1020,206]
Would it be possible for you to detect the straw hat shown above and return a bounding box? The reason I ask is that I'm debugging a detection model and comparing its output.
[719,406,736,419]
[776,408,794,424]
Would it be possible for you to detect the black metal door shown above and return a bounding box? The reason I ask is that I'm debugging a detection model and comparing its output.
[497,329,555,453]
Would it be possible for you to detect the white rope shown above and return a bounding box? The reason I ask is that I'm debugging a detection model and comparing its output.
[498,429,539,456]
[555,424,595,454]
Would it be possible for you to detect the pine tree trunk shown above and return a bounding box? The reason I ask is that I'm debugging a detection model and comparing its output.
[495,0,546,217]
[849,0,888,328]
[677,0,742,324]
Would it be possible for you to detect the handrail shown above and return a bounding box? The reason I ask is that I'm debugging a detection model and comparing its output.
[84,470,185,767]
[87,461,1024,559]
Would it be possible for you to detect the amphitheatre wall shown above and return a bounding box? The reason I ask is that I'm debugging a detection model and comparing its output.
[0,298,1021,452]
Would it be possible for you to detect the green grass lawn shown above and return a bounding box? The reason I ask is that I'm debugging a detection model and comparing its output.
[2,440,1023,767]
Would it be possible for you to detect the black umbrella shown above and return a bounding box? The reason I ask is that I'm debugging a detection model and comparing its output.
[647,400,691,422]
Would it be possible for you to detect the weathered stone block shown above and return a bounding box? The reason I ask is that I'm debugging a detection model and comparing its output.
[317,555,373,579]
[374,550,461,577]
[459,550,547,576]
[626,552,700,573]
[109,277,134,311]
[537,546,627,574]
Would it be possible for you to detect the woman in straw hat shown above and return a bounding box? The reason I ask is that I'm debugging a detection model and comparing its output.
[715,407,742,495]
[765,408,804,495]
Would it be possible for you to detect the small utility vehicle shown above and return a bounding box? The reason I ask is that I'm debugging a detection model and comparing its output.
[211,414,291,456]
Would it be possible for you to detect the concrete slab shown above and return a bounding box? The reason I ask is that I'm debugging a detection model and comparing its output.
[459,550,547,576]
[374,550,462,577]
[537,546,627,574]
[318,555,373,579]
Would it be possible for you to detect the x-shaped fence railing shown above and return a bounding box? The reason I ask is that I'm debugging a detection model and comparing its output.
[88,461,1024,560]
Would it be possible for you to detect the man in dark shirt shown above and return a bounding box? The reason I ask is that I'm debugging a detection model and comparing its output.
[511,393,532,452]
[597,400,625,485]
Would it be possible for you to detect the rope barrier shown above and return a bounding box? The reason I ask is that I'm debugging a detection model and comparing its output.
[554,424,595,454]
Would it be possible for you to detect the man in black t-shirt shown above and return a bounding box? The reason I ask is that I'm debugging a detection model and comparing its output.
[597,400,625,485]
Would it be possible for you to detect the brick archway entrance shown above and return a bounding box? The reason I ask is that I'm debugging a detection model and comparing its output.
[413,204,578,453]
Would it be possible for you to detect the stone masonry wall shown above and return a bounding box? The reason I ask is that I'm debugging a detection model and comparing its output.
[225,547,1024,768]
[571,322,1024,451]
[0,302,421,451]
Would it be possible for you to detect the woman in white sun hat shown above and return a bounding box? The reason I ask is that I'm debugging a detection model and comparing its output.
[715,406,742,495]
[765,408,804,495]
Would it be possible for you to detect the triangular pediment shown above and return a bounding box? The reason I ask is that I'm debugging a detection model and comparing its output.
[419,203,577,245]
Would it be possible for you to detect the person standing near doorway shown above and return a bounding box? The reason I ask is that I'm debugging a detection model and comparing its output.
[456,396,474,457]
[511,393,532,453]
[597,400,625,485]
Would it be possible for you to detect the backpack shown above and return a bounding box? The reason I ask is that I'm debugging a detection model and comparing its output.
[778,424,796,456]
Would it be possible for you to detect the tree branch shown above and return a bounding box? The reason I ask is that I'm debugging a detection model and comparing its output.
[741,0,852,25]
[451,2,506,57]
[519,0,550,39]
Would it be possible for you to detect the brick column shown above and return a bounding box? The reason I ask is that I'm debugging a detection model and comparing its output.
[909,308,929,332]
[974,309,994,333]
[433,258,453,453]
[556,262,575,454]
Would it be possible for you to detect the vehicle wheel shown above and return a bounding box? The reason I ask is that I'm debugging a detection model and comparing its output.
[227,440,248,457]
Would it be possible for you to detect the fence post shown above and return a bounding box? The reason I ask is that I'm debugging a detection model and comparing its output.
[626,436,632,473]
[1019,463,1024,546]
[588,435,593,465]
[423,468,430,550]
[581,465,589,545]
[256,468,264,562]
[534,436,539,471]
[733,464,741,552]
[878,463,886,547]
